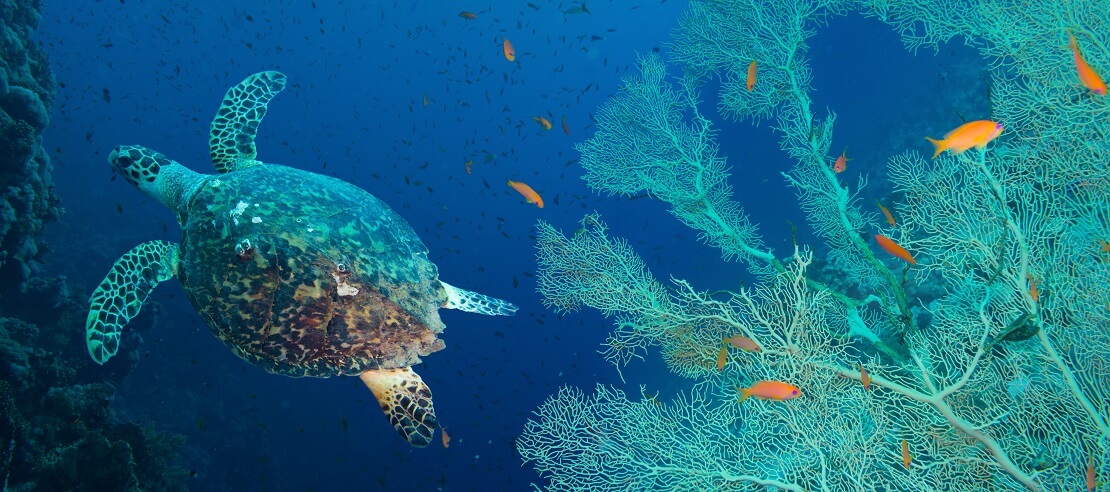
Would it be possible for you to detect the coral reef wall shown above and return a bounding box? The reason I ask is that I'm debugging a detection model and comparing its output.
[0,1,188,490]
[0,0,60,297]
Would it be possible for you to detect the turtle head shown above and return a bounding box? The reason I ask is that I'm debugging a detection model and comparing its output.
[110,145,205,214]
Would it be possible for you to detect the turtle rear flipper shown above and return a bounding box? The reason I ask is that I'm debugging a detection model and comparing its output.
[441,281,518,316]
[86,241,180,364]
[209,71,287,173]
[360,367,438,447]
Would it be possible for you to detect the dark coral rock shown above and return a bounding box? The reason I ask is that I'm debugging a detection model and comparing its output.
[0,1,189,489]
[0,280,187,491]
[0,0,60,297]
[24,421,188,492]
[0,85,47,131]
[0,317,37,382]
[108,423,190,491]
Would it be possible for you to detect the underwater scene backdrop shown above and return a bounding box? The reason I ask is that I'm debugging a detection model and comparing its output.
[0,0,1107,490]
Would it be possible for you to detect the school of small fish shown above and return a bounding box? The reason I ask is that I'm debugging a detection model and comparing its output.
[77,4,1110,487]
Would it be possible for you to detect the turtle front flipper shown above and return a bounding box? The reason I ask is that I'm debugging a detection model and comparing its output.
[86,241,180,364]
[359,367,438,447]
[441,281,518,316]
[209,70,287,173]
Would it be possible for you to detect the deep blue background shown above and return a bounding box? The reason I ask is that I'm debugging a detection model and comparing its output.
[35,0,982,490]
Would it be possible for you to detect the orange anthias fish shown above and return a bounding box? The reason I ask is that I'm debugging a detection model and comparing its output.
[724,335,760,352]
[561,115,570,135]
[746,60,758,92]
[1069,32,1107,96]
[1028,274,1040,302]
[925,120,1004,158]
[833,147,850,173]
[875,234,916,265]
[507,180,543,208]
[1088,454,1097,492]
[459,11,478,20]
[464,160,474,175]
[715,345,728,372]
[876,200,896,227]
[532,116,552,131]
[503,38,516,62]
[859,364,871,391]
[902,440,912,469]
[441,427,451,448]
[422,91,430,107]
[737,381,801,403]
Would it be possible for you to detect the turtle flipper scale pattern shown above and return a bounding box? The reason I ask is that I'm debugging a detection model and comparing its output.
[359,368,438,447]
[86,241,180,364]
[209,71,287,173]
[441,281,518,316]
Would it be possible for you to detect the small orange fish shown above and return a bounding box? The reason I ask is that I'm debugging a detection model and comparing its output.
[1028,274,1040,302]
[716,345,727,372]
[459,11,478,20]
[1088,454,1096,492]
[724,335,760,352]
[737,381,801,403]
[561,115,570,135]
[833,147,850,173]
[441,427,451,448]
[925,120,1004,158]
[859,364,871,391]
[507,180,543,208]
[1069,32,1107,96]
[902,439,911,469]
[876,200,896,227]
[875,234,916,265]
[746,60,757,91]
[1100,240,1110,253]
[503,38,516,62]
[464,160,474,175]
[532,116,552,131]
[422,91,430,107]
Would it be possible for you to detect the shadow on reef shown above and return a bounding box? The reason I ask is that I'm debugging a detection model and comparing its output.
[0,0,189,490]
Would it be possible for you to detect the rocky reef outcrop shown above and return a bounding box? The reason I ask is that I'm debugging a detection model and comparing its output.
[0,1,189,490]
[1,280,188,491]
[0,0,61,297]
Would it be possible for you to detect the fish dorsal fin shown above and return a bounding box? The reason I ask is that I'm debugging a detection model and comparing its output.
[209,71,287,173]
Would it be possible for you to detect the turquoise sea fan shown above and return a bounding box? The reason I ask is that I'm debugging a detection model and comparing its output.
[522,0,1110,490]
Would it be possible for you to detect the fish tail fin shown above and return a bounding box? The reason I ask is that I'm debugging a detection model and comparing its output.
[738,387,752,403]
[1067,30,1078,51]
[582,1,590,14]
[925,137,945,159]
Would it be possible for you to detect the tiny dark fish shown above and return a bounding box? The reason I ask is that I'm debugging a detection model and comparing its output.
[102,87,111,103]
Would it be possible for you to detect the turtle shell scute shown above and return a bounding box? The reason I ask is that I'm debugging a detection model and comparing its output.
[178,164,447,377]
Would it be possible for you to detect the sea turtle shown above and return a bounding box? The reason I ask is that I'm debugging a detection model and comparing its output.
[85,71,517,447]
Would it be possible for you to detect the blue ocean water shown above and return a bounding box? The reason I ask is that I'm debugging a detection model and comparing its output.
[14,0,983,490]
